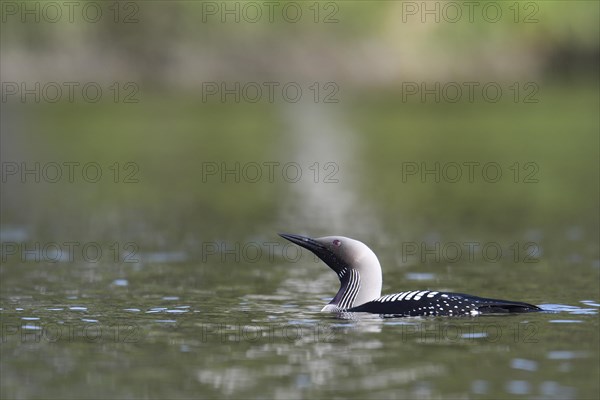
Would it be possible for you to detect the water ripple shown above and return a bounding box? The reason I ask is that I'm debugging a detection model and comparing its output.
[540,304,598,315]
[547,351,590,360]
[549,320,583,324]
[405,273,436,281]
[506,380,531,395]
[510,358,538,372]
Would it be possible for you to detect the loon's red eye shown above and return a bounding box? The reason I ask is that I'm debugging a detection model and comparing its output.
[333,239,342,247]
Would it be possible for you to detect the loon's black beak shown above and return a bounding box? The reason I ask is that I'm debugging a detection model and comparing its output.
[279,233,325,254]
[278,233,347,275]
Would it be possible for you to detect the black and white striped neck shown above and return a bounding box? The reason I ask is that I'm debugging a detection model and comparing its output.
[323,268,361,311]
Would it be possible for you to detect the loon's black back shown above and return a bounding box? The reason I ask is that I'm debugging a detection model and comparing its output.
[347,290,541,317]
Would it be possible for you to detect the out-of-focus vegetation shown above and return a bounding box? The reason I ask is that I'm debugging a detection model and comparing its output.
[2,1,598,84]
[1,0,598,243]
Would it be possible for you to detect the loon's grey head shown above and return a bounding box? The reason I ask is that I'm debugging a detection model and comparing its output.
[279,233,382,312]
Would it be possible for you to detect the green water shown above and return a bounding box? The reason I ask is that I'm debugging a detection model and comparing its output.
[2,0,599,397]
[0,251,598,399]
[1,85,599,399]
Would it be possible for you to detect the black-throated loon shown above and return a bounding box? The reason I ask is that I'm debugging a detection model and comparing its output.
[279,233,541,317]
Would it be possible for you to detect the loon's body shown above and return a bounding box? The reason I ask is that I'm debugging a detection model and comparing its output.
[279,233,541,317]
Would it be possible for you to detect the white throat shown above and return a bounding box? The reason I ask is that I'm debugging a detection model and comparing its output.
[322,238,382,311]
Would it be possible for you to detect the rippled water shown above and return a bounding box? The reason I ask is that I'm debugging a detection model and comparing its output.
[1,83,598,398]
[1,239,598,399]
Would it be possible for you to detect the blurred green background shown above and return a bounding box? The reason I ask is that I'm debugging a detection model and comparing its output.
[1,1,598,239]
[1,1,598,243]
